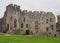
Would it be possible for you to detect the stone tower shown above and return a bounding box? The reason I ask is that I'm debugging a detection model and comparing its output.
[56,15,60,37]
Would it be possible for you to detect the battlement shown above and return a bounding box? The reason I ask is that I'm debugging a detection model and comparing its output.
[14,4,17,8]
[6,4,13,10]
[28,11,32,14]
[6,4,55,17]
[40,11,46,14]
[6,4,20,11]
[33,11,39,14]
[46,12,55,17]
[22,10,28,14]
[17,6,20,10]
[8,4,13,7]
[47,12,53,14]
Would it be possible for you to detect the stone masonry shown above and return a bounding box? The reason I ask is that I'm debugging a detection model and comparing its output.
[0,4,57,37]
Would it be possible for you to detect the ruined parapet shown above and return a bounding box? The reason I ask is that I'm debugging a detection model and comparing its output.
[47,12,55,18]
[32,11,40,17]
[17,6,20,11]
[47,12,55,16]
[28,11,33,16]
[21,10,28,17]
[47,12,56,21]
[40,11,46,14]
[6,4,13,9]
[14,4,21,11]
[47,12,52,14]
[14,4,17,9]
[33,11,40,14]
[22,10,28,14]
[6,4,14,11]
[28,11,32,14]
[39,11,46,20]
[40,11,46,17]
[6,4,21,12]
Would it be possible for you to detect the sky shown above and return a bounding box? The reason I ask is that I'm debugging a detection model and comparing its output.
[0,0,60,20]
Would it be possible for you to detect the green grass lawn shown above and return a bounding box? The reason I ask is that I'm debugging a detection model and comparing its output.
[0,35,60,43]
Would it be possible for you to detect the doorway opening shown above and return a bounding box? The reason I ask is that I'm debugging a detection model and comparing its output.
[25,30,30,35]
[54,34,56,37]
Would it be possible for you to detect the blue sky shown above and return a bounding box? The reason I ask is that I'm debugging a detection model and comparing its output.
[0,0,60,19]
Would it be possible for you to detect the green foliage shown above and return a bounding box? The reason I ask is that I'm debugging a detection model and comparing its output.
[0,35,60,43]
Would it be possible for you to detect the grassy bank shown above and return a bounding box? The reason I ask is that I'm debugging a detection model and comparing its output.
[0,35,60,43]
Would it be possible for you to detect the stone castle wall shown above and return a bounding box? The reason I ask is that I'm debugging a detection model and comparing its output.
[0,4,57,37]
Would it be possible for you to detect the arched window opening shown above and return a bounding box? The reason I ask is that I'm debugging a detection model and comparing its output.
[21,24,23,28]
[51,25,53,31]
[50,18,52,22]
[46,19,48,23]
[26,24,28,28]
[14,19,17,28]
[46,27,49,32]
[24,18,25,22]
[7,24,9,29]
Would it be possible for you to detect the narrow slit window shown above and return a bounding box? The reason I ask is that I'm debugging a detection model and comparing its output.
[21,24,23,28]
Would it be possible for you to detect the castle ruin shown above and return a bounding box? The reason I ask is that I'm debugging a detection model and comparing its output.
[0,4,59,37]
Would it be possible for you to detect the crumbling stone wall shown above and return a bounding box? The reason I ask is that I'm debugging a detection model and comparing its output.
[0,4,56,37]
